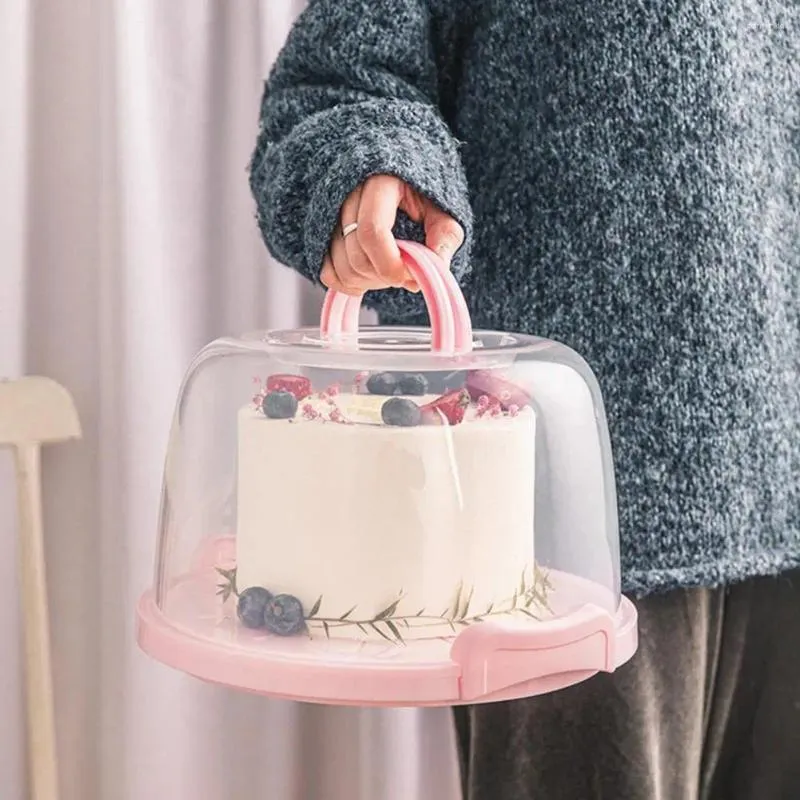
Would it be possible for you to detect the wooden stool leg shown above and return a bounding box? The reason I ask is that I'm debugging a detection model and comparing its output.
[15,444,59,800]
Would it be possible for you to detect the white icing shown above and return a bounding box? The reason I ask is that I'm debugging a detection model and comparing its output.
[236,394,536,638]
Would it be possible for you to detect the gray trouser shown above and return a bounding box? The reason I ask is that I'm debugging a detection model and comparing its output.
[453,568,800,800]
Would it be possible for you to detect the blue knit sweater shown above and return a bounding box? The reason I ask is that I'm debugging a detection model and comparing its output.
[249,0,799,596]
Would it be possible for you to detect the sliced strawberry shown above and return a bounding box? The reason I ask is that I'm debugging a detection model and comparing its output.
[421,389,471,426]
[465,370,530,410]
[266,374,312,401]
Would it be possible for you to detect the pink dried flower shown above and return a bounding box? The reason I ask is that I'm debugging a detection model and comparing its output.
[477,395,490,409]
[508,404,520,417]
[302,404,319,420]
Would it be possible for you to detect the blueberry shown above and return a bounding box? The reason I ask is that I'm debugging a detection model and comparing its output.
[381,397,422,427]
[263,594,307,636]
[237,586,272,629]
[397,373,428,396]
[366,372,398,395]
[262,390,298,419]
[443,371,467,391]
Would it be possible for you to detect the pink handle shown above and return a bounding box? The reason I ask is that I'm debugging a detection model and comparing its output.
[320,241,473,355]
[451,604,617,701]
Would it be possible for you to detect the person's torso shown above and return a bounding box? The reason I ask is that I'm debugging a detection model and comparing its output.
[379,0,800,591]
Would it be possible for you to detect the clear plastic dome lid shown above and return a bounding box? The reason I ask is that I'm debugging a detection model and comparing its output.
[137,241,637,706]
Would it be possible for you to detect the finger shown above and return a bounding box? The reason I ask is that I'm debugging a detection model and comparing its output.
[325,247,417,295]
[320,256,353,295]
[357,176,406,286]
[339,184,362,232]
[331,234,391,293]
[339,186,375,281]
[330,235,372,293]
[424,206,465,268]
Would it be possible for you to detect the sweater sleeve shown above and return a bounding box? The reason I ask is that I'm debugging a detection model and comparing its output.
[248,0,473,293]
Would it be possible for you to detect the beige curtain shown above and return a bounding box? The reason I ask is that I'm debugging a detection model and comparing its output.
[0,1,461,797]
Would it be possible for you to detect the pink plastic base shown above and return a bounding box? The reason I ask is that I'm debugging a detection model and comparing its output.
[136,566,638,707]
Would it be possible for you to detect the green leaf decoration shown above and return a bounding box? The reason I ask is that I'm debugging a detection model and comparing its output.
[458,585,475,620]
[308,595,323,618]
[370,622,393,643]
[216,583,234,603]
[536,565,554,592]
[219,563,552,642]
[374,596,402,620]
[385,620,404,643]
[215,567,235,581]
[450,580,464,619]
[214,567,238,600]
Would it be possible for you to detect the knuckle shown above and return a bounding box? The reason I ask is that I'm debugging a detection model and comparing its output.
[441,221,464,246]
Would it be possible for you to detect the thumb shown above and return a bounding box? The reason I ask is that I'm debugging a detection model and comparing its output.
[423,206,465,268]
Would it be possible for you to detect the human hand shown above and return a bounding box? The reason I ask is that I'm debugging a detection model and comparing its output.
[321,175,465,296]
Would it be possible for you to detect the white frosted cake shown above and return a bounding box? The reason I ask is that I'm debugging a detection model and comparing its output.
[233,372,537,640]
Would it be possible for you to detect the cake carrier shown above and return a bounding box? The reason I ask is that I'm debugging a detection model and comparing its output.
[137,241,638,706]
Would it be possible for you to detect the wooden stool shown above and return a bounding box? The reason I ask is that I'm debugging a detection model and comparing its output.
[0,377,81,800]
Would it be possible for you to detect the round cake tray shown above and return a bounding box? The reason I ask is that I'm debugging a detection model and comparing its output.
[137,548,638,707]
